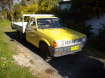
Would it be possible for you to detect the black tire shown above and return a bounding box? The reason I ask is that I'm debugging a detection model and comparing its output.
[16,30,20,39]
[16,30,25,40]
[39,42,50,60]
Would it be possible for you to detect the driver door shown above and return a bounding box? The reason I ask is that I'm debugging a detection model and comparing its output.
[26,19,38,46]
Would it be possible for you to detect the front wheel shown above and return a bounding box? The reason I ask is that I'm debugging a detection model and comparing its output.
[39,42,50,60]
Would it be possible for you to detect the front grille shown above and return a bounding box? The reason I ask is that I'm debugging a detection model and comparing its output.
[53,45,82,57]
[64,39,82,46]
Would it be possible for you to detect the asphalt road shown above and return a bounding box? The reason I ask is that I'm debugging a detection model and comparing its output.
[48,52,105,78]
[6,32,105,78]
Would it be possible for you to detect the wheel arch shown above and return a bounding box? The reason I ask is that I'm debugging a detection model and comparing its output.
[39,39,51,47]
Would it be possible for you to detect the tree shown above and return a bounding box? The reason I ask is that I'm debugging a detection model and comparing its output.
[37,0,59,13]
[8,0,59,20]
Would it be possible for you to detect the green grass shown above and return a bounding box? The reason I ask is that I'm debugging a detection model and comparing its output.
[0,20,38,78]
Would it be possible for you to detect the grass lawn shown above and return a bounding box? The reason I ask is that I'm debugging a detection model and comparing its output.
[0,20,38,78]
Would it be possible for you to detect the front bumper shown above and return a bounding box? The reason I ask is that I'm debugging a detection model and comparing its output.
[49,44,84,57]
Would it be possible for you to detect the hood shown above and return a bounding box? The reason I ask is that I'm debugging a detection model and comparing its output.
[39,28,86,40]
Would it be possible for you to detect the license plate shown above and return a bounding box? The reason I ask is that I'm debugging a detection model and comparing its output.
[71,45,80,51]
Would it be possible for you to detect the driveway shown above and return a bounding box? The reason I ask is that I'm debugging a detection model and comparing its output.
[6,31,105,78]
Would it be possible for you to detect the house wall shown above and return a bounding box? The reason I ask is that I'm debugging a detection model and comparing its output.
[59,0,72,11]
[0,0,22,10]
[0,2,9,10]
[60,3,72,10]
[12,0,21,5]
[0,5,2,11]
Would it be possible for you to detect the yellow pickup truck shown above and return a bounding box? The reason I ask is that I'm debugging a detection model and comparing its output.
[12,14,86,59]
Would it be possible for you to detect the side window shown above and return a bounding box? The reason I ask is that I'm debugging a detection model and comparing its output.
[30,18,36,27]
[27,18,35,28]
[24,16,30,22]
[31,21,36,26]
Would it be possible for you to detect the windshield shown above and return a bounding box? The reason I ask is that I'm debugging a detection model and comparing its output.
[37,18,64,29]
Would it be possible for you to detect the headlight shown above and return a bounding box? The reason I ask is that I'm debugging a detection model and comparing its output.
[53,40,64,48]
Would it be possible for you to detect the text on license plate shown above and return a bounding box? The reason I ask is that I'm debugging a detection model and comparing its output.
[71,45,80,51]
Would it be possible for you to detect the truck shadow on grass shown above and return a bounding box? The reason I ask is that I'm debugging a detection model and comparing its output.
[5,32,39,55]
[5,32,105,78]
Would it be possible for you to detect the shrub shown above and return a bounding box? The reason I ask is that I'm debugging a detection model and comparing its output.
[8,0,58,20]
[0,8,8,19]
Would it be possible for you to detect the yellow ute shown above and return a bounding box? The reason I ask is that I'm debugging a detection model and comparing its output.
[12,14,86,59]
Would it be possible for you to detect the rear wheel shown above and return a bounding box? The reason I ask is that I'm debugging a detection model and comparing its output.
[16,30,26,40]
[39,42,50,60]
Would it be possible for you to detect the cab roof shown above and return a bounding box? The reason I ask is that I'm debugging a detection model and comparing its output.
[23,14,57,18]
